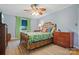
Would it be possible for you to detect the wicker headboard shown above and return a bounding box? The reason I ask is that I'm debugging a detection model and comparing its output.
[42,22,55,29]
[41,21,57,32]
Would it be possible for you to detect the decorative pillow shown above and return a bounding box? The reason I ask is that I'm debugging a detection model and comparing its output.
[51,27,56,33]
[48,27,52,32]
[42,27,47,32]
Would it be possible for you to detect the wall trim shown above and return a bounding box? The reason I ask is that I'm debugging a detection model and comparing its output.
[74,45,79,49]
[11,37,19,40]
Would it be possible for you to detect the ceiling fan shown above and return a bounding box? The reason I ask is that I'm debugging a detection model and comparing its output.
[24,4,46,15]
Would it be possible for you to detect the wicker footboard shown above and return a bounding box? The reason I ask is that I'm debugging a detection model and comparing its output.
[27,39,53,50]
[20,32,53,50]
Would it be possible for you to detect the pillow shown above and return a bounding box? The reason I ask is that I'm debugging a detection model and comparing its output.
[42,27,47,32]
[48,27,52,32]
[51,27,56,33]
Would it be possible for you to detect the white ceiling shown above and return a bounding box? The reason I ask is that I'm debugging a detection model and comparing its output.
[0,4,72,19]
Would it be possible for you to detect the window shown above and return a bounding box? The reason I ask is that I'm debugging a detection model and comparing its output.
[21,20,27,30]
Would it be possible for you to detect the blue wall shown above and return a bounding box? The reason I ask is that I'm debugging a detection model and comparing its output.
[38,5,79,48]
[4,14,16,39]
[77,7,79,47]
[31,19,39,31]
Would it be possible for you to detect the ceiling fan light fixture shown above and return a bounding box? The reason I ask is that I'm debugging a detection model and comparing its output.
[32,12,36,15]
[32,11,39,16]
[32,11,44,16]
[30,4,46,16]
[38,12,43,15]
[24,4,46,16]
[35,12,39,16]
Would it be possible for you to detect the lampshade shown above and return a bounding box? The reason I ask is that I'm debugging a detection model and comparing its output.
[38,24,42,27]
[2,13,4,19]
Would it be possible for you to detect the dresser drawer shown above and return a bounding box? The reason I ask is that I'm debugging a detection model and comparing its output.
[54,33,59,36]
[53,32,73,48]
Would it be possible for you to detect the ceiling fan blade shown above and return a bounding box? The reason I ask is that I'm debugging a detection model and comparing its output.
[39,8,46,11]
[24,4,46,15]
[31,4,38,11]
[24,10,29,11]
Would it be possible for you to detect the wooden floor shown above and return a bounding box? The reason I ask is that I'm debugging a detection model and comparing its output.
[6,40,79,55]
[70,49,79,55]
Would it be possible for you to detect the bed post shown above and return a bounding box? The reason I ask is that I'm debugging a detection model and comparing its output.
[20,32,30,54]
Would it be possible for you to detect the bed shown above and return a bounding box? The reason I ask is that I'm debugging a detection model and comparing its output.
[20,32,53,49]
[20,22,57,51]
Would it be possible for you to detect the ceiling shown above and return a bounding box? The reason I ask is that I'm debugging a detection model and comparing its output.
[0,4,72,19]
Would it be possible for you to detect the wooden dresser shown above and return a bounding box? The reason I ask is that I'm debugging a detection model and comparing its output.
[53,32,74,48]
[0,24,8,55]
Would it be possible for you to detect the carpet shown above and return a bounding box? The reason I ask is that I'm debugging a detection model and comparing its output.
[6,40,79,55]
[6,40,70,55]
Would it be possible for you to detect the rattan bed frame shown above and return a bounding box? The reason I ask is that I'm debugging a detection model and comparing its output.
[20,22,56,54]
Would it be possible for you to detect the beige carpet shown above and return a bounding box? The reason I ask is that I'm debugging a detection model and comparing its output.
[6,40,71,55]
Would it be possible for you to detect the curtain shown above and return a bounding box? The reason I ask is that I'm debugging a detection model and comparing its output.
[16,16,21,39]
[16,16,31,39]
[26,18,31,31]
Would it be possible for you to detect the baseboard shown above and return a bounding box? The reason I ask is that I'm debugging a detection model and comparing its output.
[75,47,79,49]
[73,46,79,49]
[11,37,19,40]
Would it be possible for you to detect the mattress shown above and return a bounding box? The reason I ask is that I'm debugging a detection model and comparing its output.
[23,32,53,44]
